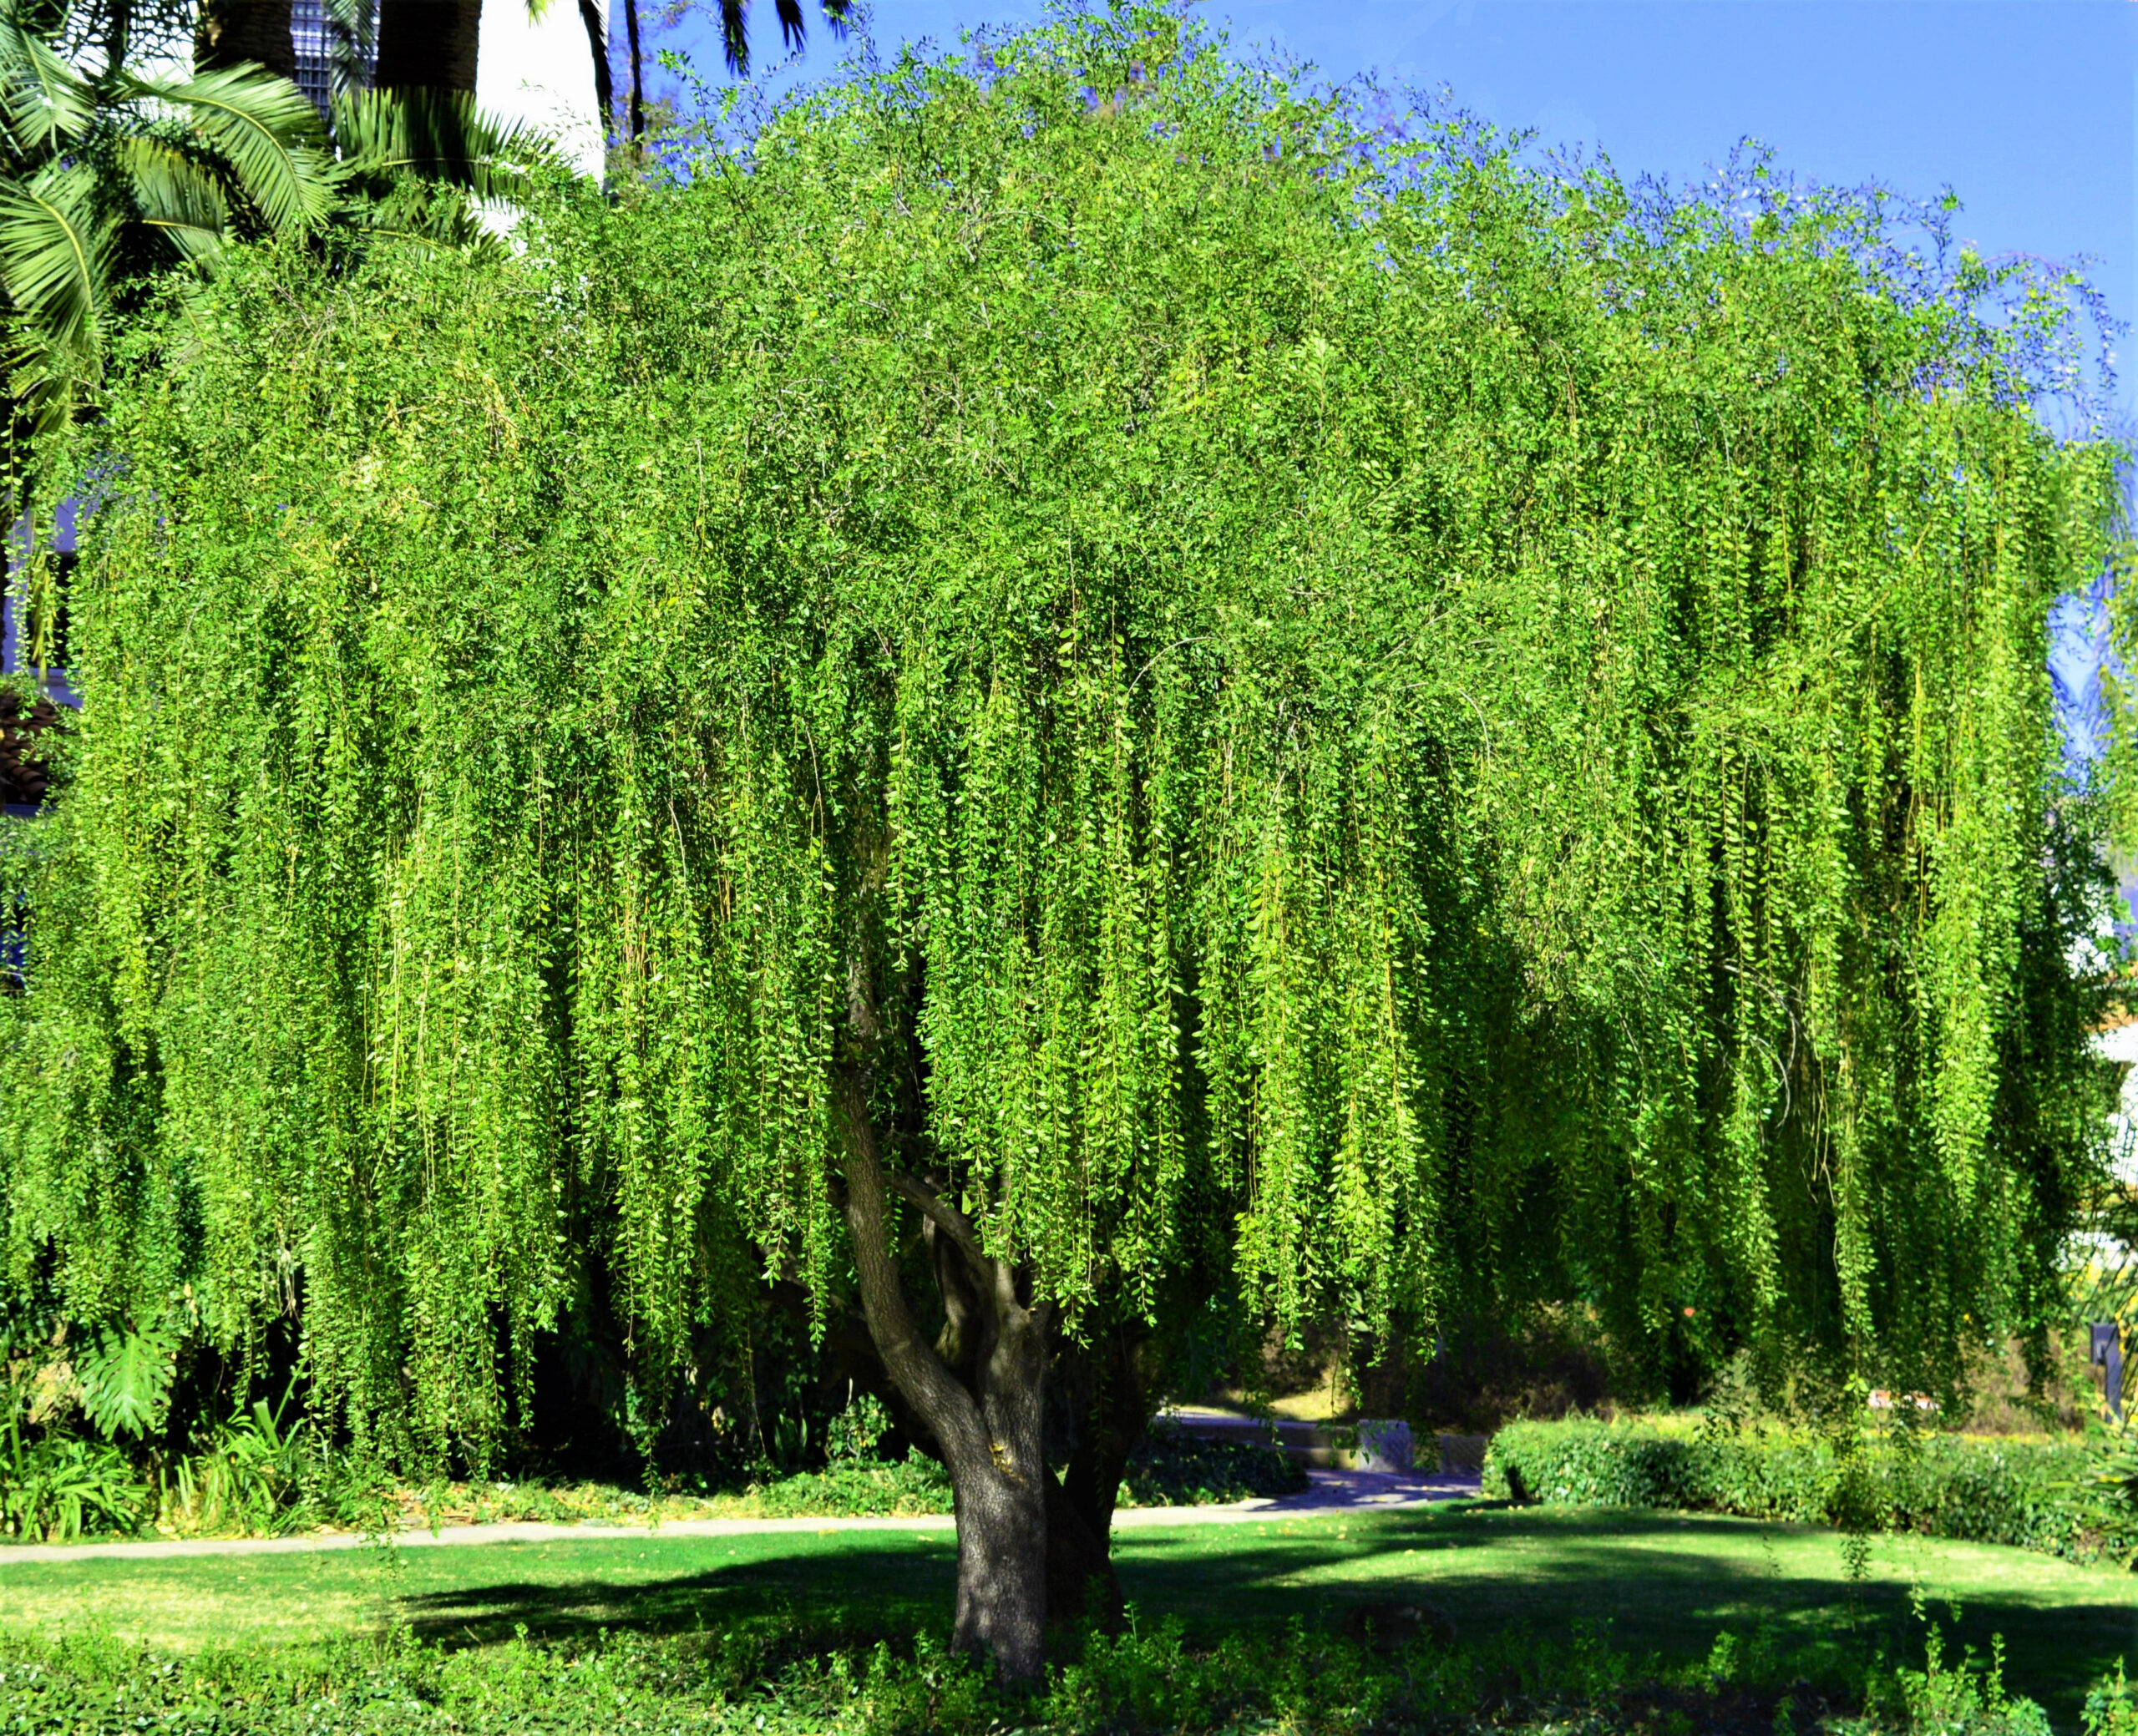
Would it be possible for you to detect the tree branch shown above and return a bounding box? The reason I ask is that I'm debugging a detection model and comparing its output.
[834,1065,990,1477]
[889,1172,988,1277]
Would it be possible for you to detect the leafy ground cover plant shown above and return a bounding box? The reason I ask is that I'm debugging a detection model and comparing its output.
[0,1616,1867,1735]
[1116,1426,1307,1508]
[0,1441,1293,1544]
[379,1425,1308,1526]
[157,1389,399,1539]
[0,1425,142,1541]
[0,1604,2115,1734]
[742,1455,955,1519]
[8,1502,2135,1722]
[1485,1420,2134,1565]
[1847,1618,2052,1736]
[2085,1662,2138,1736]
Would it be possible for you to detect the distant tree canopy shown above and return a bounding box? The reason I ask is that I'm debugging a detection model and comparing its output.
[0,3,2125,1668]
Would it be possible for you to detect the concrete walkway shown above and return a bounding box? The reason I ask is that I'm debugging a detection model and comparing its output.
[0,1469,1483,1566]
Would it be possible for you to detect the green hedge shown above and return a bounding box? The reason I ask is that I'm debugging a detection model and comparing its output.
[745,1456,955,1518]
[739,1433,1306,1522]
[1118,1430,1310,1509]
[1484,1420,2133,1564]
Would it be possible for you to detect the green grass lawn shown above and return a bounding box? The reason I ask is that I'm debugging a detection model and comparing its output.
[5,1503,2135,1724]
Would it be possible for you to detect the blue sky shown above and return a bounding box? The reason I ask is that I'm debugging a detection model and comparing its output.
[645,0,2137,415]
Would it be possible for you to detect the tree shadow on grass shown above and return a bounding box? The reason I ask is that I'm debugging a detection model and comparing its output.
[396,1544,959,1649]
[390,1507,2138,1723]
[1116,1506,2138,1724]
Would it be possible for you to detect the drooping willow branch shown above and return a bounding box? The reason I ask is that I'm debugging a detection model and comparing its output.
[0,5,2123,1463]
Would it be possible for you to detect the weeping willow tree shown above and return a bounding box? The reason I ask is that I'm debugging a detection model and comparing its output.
[0,5,2125,1673]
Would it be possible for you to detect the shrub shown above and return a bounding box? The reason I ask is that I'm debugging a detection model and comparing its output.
[747,1455,955,1518]
[1117,1427,1310,1508]
[740,1425,1309,1521]
[3,1607,2114,1733]
[1484,1419,2132,1563]
[0,1428,145,1541]
[0,1614,1851,1734]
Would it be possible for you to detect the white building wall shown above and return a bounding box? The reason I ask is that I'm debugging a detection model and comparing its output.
[478,0,605,180]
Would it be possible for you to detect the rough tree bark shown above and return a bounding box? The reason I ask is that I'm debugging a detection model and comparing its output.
[836,1065,1053,1680]
[194,0,296,79]
[793,1282,1138,1629]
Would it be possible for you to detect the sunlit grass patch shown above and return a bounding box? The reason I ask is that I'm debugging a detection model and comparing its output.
[5,1504,2136,1720]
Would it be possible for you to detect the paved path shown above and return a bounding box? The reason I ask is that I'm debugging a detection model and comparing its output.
[0,1469,1483,1565]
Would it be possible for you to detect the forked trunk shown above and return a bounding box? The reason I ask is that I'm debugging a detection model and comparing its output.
[1046,1320,1148,1623]
[774,1280,1130,1631]
[836,1066,1054,1683]
[1043,1470,1122,1625]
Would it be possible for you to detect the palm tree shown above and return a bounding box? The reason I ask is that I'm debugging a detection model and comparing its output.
[365,0,609,186]
[0,8,335,437]
[325,82,555,241]
[605,0,855,149]
[0,0,552,475]
[710,0,852,78]
[0,3,551,685]
[362,0,854,146]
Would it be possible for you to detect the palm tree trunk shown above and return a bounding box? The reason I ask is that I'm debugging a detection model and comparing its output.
[576,0,612,142]
[103,0,130,78]
[374,0,479,91]
[195,0,297,79]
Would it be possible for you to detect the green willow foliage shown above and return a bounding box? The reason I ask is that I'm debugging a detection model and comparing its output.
[0,9,2123,1455]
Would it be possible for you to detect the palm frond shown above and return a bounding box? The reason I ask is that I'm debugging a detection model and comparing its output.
[719,0,747,76]
[354,182,494,254]
[114,134,231,267]
[0,13,89,154]
[0,162,114,360]
[330,87,557,198]
[131,64,333,235]
[712,0,849,78]
[320,0,376,106]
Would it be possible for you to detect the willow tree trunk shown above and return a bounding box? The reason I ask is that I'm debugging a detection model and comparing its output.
[943,1291,1048,1669]
[784,1281,1132,1631]
[836,1068,1052,1682]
